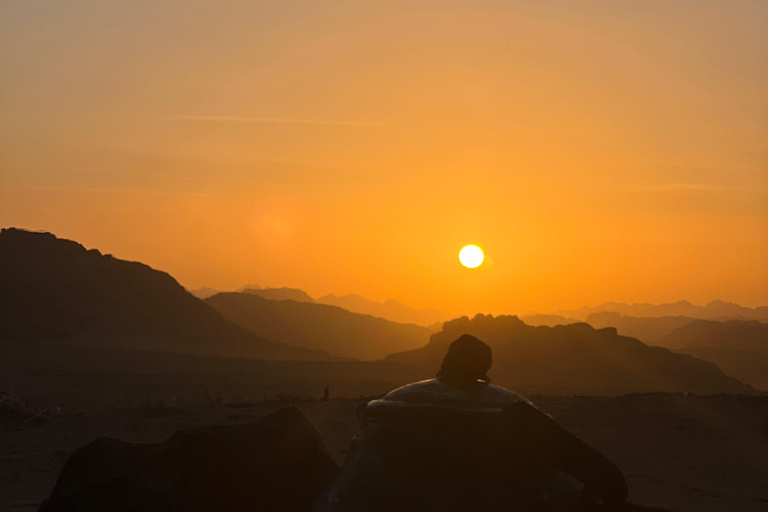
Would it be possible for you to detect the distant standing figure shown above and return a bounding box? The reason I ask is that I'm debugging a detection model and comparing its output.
[316,334,628,512]
[323,387,330,401]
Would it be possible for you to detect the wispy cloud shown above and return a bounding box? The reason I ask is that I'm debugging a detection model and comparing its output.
[175,115,386,128]
[4,183,215,197]
[633,183,743,192]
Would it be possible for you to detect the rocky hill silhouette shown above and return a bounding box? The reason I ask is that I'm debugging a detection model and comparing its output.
[582,314,768,390]
[586,312,698,345]
[660,320,768,390]
[385,314,754,395]
[188,287,220,299]
[205,292,433,360]
[242,286,316,303]
[554,300,768,322]
[520,314,580,327]
[317,293,449,327]
[0,229,329,361]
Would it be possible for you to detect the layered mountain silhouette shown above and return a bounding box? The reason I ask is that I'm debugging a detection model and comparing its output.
[520,314,580,327]
[660,320,768,390]
[192,286,450,327]
[241,286,315,303]
[586,312,698,345]
[189,286,316,303]
[188,287,220,299]
[0,229,329,361]
[317,293,450,327]
[553,300,768,322]
[386,314,754,395]
[582,314,768,390]
[205,292,433,360]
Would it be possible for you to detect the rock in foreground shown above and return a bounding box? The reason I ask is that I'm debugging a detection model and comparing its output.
[38,407,338,512]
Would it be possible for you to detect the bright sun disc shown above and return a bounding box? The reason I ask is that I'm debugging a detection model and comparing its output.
[459,245,484,268]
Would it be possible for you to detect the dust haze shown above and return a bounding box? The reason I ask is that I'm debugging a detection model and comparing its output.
[2,2,767,511]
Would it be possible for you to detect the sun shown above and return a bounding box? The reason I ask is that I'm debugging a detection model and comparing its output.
[459,245,484,268]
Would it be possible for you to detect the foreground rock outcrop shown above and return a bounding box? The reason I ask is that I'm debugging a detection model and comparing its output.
[38,407,338,512]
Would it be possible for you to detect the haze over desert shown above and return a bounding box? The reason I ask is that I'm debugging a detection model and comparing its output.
[2,2,767,511]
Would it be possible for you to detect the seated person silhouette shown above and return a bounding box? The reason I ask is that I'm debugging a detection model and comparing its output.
[317,334,628,512]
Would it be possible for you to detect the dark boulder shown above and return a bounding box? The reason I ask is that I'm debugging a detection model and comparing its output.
[39,407,338,512]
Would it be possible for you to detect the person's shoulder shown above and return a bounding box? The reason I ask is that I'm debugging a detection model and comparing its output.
[373,379,531,411]
[378,379,457,403]
[483,383,533,407]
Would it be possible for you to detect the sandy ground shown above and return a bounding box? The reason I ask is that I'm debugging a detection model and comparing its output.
[2,394,767,512]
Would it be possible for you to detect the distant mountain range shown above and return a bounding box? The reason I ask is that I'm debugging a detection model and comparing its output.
[188,287,220,300]
[582,314,768,390]
[205,292,433,360]
[241,287,315,303]
[316,294,449,327]
[551,300,768,322]
[191,286,317,303]
[2,227,763,395]
[519,314,580,327]
[385,314,754,395]
[662,320,768,390]
[191,287,451,327]
[0,229,329,361]
[586,312,698,345]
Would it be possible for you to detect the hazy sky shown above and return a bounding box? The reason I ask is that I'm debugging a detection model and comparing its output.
[2,1,767,314]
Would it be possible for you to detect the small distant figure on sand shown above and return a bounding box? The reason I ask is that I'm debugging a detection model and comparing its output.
[317,334,628,512]
[322,387,330,401]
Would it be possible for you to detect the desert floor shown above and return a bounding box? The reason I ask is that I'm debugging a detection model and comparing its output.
[2,392,767,512]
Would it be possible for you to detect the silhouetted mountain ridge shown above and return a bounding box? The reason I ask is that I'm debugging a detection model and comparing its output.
[663,320,768,350]
[553,300,768,322]
[0,228,329,361]
[586,312,698,345]
[385,314,754,395]
[317,293,450,327]
[205,292,433,360]
[581,314,768,390]
[520,314,580,327]
[190,286,450,327]
[241,287,315,303]
[188,287,220,299]
[660,320,768,390]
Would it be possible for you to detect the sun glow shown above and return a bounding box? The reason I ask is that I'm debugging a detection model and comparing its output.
[459,245,484,268]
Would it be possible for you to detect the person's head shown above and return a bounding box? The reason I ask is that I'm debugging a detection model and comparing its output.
[436,334,492,388]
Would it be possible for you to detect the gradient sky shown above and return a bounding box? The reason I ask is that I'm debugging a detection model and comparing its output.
[2,1,767,315]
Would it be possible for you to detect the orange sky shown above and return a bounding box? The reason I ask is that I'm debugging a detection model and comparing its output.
[2,1,767,314]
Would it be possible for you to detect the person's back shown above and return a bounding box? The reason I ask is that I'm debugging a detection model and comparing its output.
[316,335,628,512]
